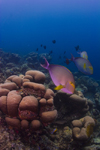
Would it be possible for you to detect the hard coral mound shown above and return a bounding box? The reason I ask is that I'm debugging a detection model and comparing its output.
[0,70,57,131]
[72,116,95,141]
[54,90,91,115]
[53,90,93,128]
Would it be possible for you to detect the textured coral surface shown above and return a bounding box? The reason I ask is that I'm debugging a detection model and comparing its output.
[0,50,100,150]
[0,70,57,132]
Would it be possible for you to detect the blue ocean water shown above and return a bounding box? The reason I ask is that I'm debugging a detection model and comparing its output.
[0,0,100,79]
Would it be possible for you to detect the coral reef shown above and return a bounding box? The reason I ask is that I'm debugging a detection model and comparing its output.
[74,74,99,96]
[0,49,51,83]
[72,116,95,141]
[0,70,57,131]
[1,49,100,149]
[54,90,92,123]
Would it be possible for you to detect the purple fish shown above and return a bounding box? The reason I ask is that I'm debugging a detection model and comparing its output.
[70,54,93,75]
[40,57,75,94]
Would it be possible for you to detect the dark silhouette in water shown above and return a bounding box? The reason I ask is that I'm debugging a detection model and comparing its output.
[52,40,56,44]
[0,48,3,51]
[43,46,46,49]
[64,51,66,54]
[65,58,70,64]
[36,48,38,51]
[0,57,2,62]
[40,44,42,47]
[49,50,53,55]
[58,56,61,59]
[75,45,81,51]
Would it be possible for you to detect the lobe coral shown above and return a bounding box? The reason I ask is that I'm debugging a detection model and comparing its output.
[0,70,57,131]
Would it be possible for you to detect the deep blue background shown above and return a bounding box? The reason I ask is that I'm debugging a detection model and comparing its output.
[0,0,100,79]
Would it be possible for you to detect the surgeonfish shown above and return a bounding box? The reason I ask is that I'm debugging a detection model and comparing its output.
[78,51,88,60]
[40,57,75,94]
[67,54,93,75]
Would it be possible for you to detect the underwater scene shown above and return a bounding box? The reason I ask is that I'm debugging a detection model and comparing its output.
[0,0,100,150]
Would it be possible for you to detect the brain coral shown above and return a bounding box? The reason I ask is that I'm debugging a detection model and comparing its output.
[0,70,57,131]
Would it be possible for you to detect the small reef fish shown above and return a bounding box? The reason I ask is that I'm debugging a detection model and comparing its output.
[64,51,66,54]
[48,50,53,55]
[58,56,61,59]
[10,69,14,74]
[75,45,80,51]
[52,40,56,44]
[66,54,93,75]
[40,57,75,94]
[16,89,24,95]
[51,128,57,134]
[43,46,46,49]
[66,58,70,65]
[78,51,88,60]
